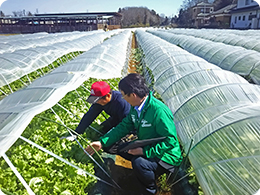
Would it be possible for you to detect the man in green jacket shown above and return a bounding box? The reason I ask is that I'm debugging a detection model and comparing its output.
[85,73,183,195]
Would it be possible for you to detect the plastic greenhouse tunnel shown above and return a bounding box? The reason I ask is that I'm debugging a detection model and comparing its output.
[147,29,260,85]
[0,30,122,88]
[161,28,260,53]
[135,29,260,195]
[0,29,132,194]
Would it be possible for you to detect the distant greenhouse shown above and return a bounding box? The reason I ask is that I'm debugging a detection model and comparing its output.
[147,29,260,85]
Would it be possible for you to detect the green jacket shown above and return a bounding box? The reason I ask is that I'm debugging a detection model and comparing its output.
[100,91,182,166]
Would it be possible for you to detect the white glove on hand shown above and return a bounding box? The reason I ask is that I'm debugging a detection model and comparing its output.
[61,135,77,141]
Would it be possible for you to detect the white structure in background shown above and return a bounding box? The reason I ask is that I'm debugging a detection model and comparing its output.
[230,0,260,29]
[191,2,214,28]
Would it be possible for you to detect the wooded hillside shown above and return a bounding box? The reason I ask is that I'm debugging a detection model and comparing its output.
[118,7,162,28]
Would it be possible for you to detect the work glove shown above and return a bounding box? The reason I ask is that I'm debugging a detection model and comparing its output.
[60,134,77,141]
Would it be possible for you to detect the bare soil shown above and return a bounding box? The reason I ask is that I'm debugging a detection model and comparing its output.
[128,33,137,73]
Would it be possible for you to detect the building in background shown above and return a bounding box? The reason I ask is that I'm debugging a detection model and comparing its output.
[208,3,237,28]
[0,12,122,34]
[230,0,260,29]
[192,2,214,28]
[191,1,260,29]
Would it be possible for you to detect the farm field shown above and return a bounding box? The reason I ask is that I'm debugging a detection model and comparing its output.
[0,28,260,195]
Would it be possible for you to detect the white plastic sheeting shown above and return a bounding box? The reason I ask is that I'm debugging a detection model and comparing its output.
[163,28,260,53]
[0,30,121,87]
[0,31,100,54]
[147,29,260,85]
[135,29,260,195]
[0,29,132,157]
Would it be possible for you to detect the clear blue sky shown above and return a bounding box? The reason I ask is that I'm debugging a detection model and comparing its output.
[0,0,183,17]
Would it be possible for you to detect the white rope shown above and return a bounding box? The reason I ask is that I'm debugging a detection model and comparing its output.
[2,153,35,195]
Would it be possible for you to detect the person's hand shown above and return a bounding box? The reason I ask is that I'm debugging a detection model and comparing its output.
[85,141,102,155]
[128,147,143,155]
[60,135,77,141]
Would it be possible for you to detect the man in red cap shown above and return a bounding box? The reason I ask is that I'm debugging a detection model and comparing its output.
[86,81,112,104]
[64,81,131,150]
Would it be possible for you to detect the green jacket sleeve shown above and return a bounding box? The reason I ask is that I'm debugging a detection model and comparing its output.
[99,109,135,147]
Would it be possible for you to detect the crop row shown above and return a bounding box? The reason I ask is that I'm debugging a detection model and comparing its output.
[0,30,132,194]
[0,77,120,194]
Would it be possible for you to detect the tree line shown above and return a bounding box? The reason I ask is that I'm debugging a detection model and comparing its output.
[0,10,33,17]
[119,0,237,28]
[119,7,163,28]
[0,0,237,28]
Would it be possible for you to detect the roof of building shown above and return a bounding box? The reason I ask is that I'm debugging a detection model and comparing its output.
[196,2,213,7]
[0,12,122,20]
[35,12,122,17]
[211,4,237,15]
[197,13,209,17]
[231,5,260,13]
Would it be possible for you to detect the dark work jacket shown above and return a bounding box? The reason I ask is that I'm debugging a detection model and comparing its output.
[75,91,131,134]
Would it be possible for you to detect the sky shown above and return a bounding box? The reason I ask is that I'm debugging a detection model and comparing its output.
[0,0,183,17]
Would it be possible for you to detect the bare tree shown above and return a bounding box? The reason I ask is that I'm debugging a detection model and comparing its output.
[177,8,193,27]
[0,11,5,17]
[27,11,33,16]
[12,10,23,17]
[181,0,209,10]
[120,7,161,27]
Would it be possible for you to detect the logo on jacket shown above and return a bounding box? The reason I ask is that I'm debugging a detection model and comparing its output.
[141,119,151,127]
[131,114,136,123]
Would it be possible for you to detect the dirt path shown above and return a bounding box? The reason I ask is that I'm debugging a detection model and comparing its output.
[110,33,173,195]
[89,33,175,195]
[127,33,137,73]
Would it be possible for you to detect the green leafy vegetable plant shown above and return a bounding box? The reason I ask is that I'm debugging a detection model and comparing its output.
[0,77,121,194]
